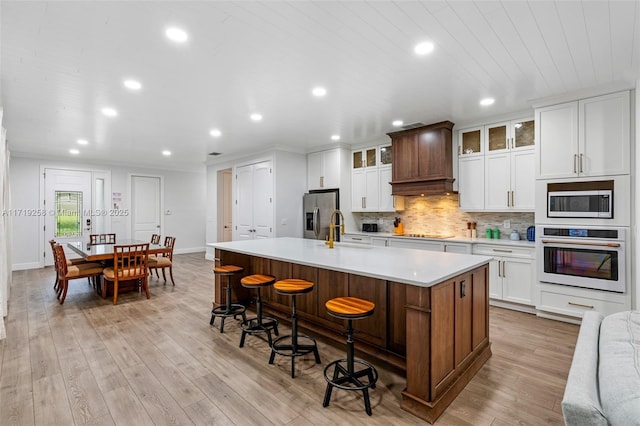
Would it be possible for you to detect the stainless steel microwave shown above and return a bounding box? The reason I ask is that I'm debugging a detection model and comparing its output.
[548,189,613,218]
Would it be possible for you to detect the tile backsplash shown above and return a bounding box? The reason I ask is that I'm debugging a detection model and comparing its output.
[354,194,534,239]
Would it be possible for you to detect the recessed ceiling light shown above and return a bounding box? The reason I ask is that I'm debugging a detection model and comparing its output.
[69,149,80,155]
[331,135,340,141]
[414,41,434,55]
[77,139,88,145]
[210,129,222,137]
[165,27,188,43]
[480,98,495,106]
[123,79,142,90]
[392,120,404,127]
[162,150,171,156]
[312,87,327,97]
[101,107,118,117]
[250,113,263,121]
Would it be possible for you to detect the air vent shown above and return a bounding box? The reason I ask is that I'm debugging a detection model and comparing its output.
[208,152,222,156]
[402,122,426,130]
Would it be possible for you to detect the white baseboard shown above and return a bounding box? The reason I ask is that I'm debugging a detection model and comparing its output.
[204,253,215,261]
[12,262,41,271]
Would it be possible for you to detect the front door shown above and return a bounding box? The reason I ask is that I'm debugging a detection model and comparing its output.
[131,175,161,242]
[44,169,92,266]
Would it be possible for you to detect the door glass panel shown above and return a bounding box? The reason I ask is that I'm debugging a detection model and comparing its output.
[94,178,106,234]
[55,191,83,237]
[461,130,481,154]
[543,247,618,281]
[488,125,507,151]
[514,120,535,148]
[366,148,377,167]
[353,151,363,169]
[380,145,392,165]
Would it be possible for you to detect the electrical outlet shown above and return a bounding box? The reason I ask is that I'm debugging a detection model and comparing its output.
[378,218,384,225]
[503,220,510,229]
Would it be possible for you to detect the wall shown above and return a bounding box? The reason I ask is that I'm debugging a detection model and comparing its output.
[10,156,206,269]
[205,149,307,259]
[353,193,534,240]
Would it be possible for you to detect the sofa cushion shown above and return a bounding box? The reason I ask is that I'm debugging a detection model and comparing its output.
[562,311,607,426]
[598,310,640,426]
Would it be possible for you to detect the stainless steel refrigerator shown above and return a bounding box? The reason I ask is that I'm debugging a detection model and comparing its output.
[303,189,340,241]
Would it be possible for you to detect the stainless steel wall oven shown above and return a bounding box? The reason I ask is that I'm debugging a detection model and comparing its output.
[537,226,625,293]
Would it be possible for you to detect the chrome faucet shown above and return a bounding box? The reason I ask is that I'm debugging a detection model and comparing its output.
[325,209,345,249]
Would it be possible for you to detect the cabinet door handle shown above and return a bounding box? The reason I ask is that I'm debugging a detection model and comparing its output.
[493,249,513,253]
[460,280,466,298]
[506,191,510,207]
[502,260,506,278]
[352,237,362,241]
[320,176,324,187]
[361,197,366,209]
[568,301,594,309]
[511,191,515,207]
[573,154,578,173]
[579,153,584,173]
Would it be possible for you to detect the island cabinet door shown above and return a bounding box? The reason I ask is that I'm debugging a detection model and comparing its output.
[454,272,474,367]
[267,260,293,309]
[430,278,456,400]
[315,269,349,331]
[291,264,318,317]
[348,274,387,348]
[388,281,407,355]
[471,266,489,352]
[215,250,252,304]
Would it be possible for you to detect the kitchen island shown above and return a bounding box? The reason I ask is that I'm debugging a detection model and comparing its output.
[209,237,492,423]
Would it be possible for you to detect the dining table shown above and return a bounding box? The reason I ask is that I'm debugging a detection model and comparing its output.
[67,239,169,261]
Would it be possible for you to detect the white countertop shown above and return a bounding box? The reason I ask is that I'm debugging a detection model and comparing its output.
[209,237,492,288]
[346,232,536,248]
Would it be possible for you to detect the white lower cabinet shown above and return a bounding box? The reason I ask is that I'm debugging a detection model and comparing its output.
[341,233,371,245]
[473,244,535,307]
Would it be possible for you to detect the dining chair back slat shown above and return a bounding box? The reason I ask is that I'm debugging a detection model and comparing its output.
[150,234,161,245]
[90,233,116,244]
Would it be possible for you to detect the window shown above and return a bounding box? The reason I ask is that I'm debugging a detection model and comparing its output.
[55,191,83,237]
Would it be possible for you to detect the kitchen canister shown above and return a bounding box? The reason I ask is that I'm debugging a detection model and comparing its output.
[510,230,520,240]
[526,226,535,242]
[491,229,500,239]
[486,229,492,239]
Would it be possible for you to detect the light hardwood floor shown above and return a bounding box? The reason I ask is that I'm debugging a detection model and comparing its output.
[0,252,579,425]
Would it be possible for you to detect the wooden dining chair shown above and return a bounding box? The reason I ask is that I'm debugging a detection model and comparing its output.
[150,234,161,244]
[102,243,150,305]
[89,233,116,244]
[148,236,176,285]
[49,239,91,291]
[53,244,104,304]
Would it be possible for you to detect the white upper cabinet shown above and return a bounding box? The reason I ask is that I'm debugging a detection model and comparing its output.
[308,148,341,190]
[536,91,630,179]
[458,117,535,212]
[351,144,397,212]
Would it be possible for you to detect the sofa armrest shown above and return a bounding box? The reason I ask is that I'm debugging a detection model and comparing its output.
[561,311,608,426]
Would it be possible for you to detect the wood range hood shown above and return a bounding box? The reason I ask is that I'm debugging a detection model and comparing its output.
[387,121,455,196]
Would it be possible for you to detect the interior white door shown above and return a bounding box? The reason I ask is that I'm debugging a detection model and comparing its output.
[44,169,92,266]
[252,161,273,239]
[132,176,161,242]
[235,164,253,240]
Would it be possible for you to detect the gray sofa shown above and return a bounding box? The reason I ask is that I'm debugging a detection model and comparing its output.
[562,310,640,425]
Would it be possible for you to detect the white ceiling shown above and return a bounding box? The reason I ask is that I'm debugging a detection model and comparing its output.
[1,1,639,171]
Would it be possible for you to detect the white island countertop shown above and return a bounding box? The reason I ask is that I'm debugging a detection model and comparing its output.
[209,237,492,288]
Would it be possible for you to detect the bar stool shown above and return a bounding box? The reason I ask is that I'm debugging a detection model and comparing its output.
[268,279,321,378]
[239,274,279,348]
[210,265,247,332]
[323,296,379,416]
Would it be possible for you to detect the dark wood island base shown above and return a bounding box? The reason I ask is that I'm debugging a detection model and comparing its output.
[214,247,491,423]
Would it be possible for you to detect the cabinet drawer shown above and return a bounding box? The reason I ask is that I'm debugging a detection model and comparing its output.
[472,244,534,259]
[444,242,471,254]
[538,288,628,318]
[342,234,371,245]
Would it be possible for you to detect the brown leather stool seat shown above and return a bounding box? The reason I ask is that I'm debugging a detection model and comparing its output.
[239,274,279,348]
[268,279,321,378]
[322,296,379,416]
[210,265,247,333]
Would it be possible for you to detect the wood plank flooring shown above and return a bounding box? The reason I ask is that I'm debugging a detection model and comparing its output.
[0,252,579,425]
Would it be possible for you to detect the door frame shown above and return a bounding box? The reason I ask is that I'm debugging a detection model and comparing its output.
[217,168,232,242]
[127,173,164,240]
[39,165,112,267]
